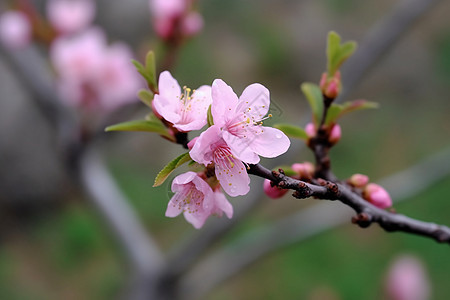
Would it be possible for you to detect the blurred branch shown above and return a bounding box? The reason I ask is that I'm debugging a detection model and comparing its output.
[338,0,443,101]
[180,146,450,300]
[0,43,79,148]
[80,146,166,299]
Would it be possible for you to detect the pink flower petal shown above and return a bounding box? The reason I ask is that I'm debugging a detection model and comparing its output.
[237,83,270,121]
[211,79,239,126]
[215,156,250,197]
[189,125,221,165]
[212,190,233,218]
[250,126,291,158]
[222,130,260,164]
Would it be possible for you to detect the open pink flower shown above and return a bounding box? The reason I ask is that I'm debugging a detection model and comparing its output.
[149,0,203,39]
[47,0,96,34]
[0,11,31,49]
[210,79,290,164]
[152,71,212,132]
[385,255,430,300]
[166,171,233,228]
[50,28,141,111]
[190,126,250,197]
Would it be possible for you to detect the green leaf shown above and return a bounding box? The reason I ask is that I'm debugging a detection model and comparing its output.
[301,82,324,126]
[326,31,357,76]
[327,31,341,75]
[325,99,378,125]
[105,119,175,141]
[145,51,157,91]
[274,123,308,141]
[137,89,154,107]
[132,51,158,91]
[207,104,214,127]
[153,152,192,187]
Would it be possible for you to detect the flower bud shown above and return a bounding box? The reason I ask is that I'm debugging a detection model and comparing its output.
[363,183,392,209]
[385,255,430,300]
[319,72,328,90]
[329,124,341,145]
[291,162,315,179]
[320,71,341,99]
[263,179,288,199]
[305,122,316,138]
[348,173,369,188]
[325,79,339,99]
[187,137,198,150]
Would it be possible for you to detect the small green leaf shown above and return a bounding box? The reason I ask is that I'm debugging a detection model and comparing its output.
[326,31,357,76]
[145,51,157,91]
[207,104,214,127]
[153,152,192,187]
[105,119,175,141]
[132,51,158,91]
[327,31,341,75]
[301,82,324,126]
[324,104,344,125]
[274,123,308,141]
[137,89,154,107]
[325,100,378,125]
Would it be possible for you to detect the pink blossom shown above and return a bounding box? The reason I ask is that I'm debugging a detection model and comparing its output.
[291,162,315,178]
[305,122,316,138]
[329,124,341,145]
[210,79,290,164]
[166,171,233,228]
[385,255,430,300]
[0,11,31,49]
[348,173,369,188]
[152,71,212,132]
[50,28,141,111]
[263,179,288,199]
[149,0,203,39]
[47,0,96,34]
[190,126,250,197]
[363,183,392,209]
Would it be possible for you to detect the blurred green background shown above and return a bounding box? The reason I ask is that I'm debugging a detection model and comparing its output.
[0,0,449,299]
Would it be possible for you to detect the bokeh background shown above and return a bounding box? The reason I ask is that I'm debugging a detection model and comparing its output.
[0,0,449,299]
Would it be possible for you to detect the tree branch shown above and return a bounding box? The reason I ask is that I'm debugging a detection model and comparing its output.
[180,146,450,300]
[248,163,450,243]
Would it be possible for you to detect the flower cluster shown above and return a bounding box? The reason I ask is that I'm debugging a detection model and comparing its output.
[0,0,142,113]
[149,0,203,41]
[153,71,290,228]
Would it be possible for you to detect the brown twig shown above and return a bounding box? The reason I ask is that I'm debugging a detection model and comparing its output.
[248,163,450,244]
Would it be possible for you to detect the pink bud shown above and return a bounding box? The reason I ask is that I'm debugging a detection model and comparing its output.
[305,122,316,138]
[348,173,369,188]
[263,179,288,199]
[385,255,430,300]
[0,11,31,49]
[363,183,392,209]
[181,12,203,36]
[47,0,96,34]
[319,72,328,90]
[329,124,341,145]
[325,79,339,99]
[291,162,315,178]
[187,137,198,150]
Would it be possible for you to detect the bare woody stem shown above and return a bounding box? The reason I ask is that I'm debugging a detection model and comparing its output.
[308,95,337,181]
[247,163,450,244]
